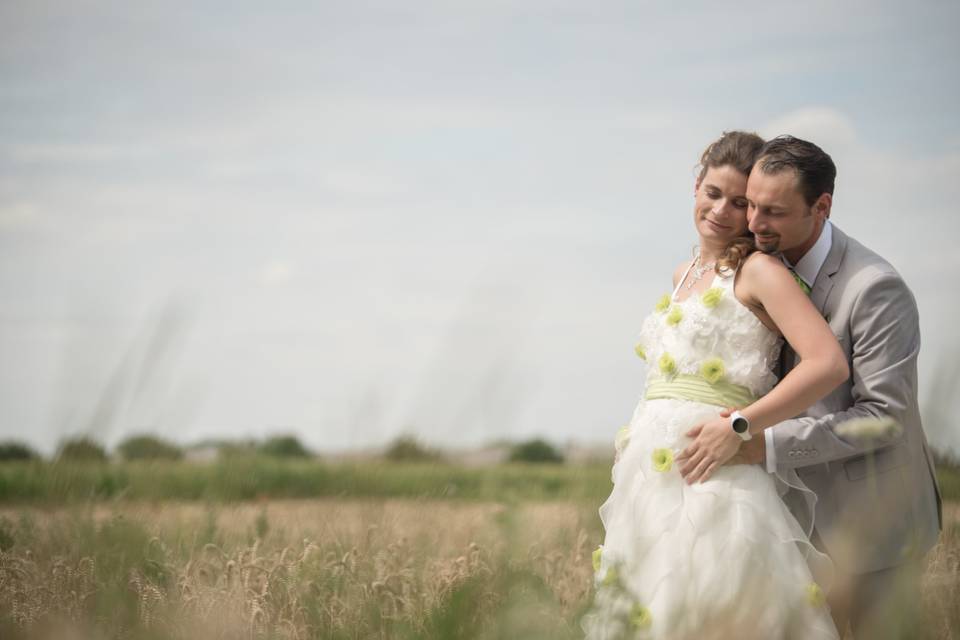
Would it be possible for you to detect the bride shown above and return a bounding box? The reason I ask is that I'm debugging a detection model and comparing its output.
[581,131,848,639]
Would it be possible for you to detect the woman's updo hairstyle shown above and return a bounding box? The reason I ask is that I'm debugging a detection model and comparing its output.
[696,131,765,274]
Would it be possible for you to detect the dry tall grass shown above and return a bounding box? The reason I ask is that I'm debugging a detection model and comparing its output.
[0,499,956,639]
[0,499,597,639]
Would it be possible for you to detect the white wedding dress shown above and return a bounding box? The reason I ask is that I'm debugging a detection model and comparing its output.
[581,265,839,640]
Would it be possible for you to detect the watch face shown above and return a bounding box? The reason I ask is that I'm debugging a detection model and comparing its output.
[732,417,749,433]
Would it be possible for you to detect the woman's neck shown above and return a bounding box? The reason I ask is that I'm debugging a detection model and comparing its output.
[697,241,725,265]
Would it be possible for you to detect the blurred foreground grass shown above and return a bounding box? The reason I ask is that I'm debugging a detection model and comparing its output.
[0,497,957,639]
[1,457,958,504]
[0,460,957,638]
[0,498,600,639]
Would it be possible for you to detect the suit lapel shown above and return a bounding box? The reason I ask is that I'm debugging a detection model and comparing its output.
[809,223,846,315]
[783,223,847,371]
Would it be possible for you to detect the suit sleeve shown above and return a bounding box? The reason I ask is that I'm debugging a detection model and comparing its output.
[770,272,918,468]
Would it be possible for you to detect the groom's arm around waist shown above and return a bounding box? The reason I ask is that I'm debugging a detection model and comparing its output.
[766,271,920,471]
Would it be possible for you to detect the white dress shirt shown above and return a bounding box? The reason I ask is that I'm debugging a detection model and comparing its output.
[764,220,833,473]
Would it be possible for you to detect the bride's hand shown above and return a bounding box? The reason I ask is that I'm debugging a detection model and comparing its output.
[676,417,742,484]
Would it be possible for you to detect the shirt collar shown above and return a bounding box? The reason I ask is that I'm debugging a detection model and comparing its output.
[782,220,832,287]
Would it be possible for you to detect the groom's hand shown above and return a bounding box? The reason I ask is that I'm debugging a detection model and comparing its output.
[725,436,765,466]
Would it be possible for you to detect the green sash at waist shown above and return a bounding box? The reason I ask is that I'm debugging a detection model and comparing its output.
[645,374,756,408]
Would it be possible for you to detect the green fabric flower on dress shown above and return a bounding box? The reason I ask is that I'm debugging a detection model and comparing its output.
[629,603,652,629]
[658,353,676,377]
[701,287,724,308]
[666,306,683,326]
[700,358,726,384]
[615,426,631,453]
[654,294,671,313]
[806,583,825,607]
[602,566,619,586]
[592,546,603,572]
[634,343,647,360]
[652,448,673,472]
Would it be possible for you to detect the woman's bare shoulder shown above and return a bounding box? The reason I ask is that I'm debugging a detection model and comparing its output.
[740,251,788,281]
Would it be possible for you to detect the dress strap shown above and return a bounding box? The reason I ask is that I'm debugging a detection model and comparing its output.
[715,264,737,289]
[670,254,699,301]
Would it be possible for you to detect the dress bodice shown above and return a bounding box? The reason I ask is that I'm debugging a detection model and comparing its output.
[635,266,782,400]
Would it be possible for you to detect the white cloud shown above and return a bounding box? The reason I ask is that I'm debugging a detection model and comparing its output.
[760,107,858,149]
[6,142,143,164]
[257,261,296,286]
[1,1,958,456]
[321,171,411,198]
[0,201,42,231]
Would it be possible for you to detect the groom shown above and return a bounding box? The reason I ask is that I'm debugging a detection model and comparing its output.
[685,135,942,639]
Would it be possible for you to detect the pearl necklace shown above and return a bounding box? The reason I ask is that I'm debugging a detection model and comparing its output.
[686,251,717,290]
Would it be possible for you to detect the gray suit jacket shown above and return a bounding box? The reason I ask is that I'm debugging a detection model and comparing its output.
[773,224,942,574]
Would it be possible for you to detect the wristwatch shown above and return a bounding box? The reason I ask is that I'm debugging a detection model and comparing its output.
[730,410,752,441]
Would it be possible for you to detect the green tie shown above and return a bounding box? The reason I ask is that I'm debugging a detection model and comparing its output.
[790,270,812,295]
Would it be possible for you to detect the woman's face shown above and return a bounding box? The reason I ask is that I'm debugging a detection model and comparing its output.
[694,165,750,244]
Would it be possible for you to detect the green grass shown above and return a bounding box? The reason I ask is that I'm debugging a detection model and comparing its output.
[0,458,614,504]
[1,457,957,505]
[937,465,960,503]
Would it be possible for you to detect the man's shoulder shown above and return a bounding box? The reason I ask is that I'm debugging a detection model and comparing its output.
[833,225,918,316]
[834,225,905,287]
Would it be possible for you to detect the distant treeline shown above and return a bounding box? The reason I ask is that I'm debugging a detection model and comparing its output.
[0,433,571,465]
[0,434,311,462]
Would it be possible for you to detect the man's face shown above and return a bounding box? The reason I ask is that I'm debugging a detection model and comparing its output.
[746,168,826,263]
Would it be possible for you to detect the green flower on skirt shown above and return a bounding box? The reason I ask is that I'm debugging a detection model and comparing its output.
[629,603,652,629]
[806,582,825,607]
[592,546,603,572]
[634,343,647,360]
[602,566,619,586]
[652,448,674,473]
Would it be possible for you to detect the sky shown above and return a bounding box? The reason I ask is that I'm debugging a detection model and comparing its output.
[1,0,959,456]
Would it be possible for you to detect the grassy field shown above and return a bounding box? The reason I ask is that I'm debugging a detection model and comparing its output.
[0,459,614,504]
[0,460,958,639]
[1,457,958,504]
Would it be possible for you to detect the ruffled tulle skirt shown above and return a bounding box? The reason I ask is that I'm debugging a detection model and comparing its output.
[581,399,839,640]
